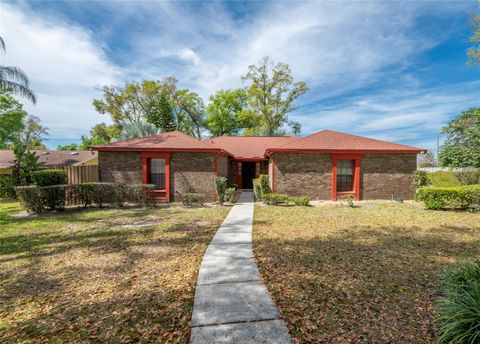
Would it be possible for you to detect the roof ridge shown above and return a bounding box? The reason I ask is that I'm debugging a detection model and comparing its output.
[320,129,423,149]
[206,135,296,139]
[268,129,425,152]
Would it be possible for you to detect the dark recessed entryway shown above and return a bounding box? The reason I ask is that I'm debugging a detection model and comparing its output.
[241,161,256,189]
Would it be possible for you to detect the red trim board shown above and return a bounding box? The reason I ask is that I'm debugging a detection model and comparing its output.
[141,152,171,202]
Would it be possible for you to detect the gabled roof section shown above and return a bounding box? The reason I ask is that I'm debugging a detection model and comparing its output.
[0,150,96,168]
[267,130,426,154]
[206,136,298,159]
[92,131,226,153]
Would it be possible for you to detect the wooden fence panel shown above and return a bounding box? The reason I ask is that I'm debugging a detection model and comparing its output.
[49,165,98,184]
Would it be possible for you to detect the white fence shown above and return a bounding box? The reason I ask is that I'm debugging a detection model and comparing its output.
[418,167,477,172]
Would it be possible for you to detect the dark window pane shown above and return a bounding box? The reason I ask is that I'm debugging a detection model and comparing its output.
[336,160,354,192]
[149,158,166,190]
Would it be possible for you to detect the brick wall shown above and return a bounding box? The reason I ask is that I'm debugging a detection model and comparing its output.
[272,152,332,199]
[98,151,142,184]
[271,152,417,200]
[99,150,417,202]
[260,160,269,175]
[361,154,416,200]
[170,152,216,202]
[217,155,229,178]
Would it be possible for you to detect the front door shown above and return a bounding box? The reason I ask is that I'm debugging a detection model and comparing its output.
[241,162,256,189]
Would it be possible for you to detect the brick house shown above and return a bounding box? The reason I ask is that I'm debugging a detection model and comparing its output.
[92,130,425,202]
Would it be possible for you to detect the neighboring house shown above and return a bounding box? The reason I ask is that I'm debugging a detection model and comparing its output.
[0,150,97,174]
[92,130,425,202]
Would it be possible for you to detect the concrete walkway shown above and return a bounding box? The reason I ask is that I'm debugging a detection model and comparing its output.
[190,191,291,344]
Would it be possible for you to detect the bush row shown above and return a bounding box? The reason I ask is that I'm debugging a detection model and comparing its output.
[253,174,271,201]
[253,174,310,206]
[31,169,67,186]
[15,183,155,212]
[416,185,480,210]
[262,193,311,206]
[414,170,480,190]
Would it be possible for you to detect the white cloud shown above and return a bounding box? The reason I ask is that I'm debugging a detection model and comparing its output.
[0,0,475,150]
[176,48,201,65]
[290,80,480,150]
[0,3,120,141]
[123,1,458,99]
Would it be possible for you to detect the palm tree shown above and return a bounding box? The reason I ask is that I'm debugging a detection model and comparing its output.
[117,121,159,140]
[0,36,36,104]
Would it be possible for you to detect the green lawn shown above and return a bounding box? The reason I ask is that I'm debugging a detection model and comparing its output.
[0,201,229,343]
[253,202,480,343]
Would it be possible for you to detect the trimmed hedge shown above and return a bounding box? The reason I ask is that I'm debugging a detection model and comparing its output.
[293,196,311,206]
[78,182,116,207]
[15,183,155,212]
[32,169,67,187]
[253,175,271,201]
[417,185,480,210]
[262,193,311,206]
[262,193,289,205]
[259,174,271,197]
[38,184,68,210]
[437,260,480,343]
[0,175,16,199]
[15,186,44,212]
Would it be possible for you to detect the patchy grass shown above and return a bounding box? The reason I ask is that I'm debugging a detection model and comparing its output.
[0,201,229,343]
[253,202,480,343]
[428,171,460,187]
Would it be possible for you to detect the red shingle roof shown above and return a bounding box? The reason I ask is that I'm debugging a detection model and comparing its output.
[91,130,425,158]
[205,136,298,159]
[92,131,223,152]
[0,150,96,168]
[268,130,425,154]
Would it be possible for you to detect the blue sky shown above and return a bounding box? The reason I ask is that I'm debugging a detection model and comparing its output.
[1,1,479,152]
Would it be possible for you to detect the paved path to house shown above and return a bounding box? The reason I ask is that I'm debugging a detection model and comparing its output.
[190,191,291,344]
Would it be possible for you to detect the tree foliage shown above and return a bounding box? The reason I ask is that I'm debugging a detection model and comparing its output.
[57,123,120,151]
[439,108,480,167]
[93,80,161,127]
[93,78,204,138]
[0,90,26,148]
[467,7,480,65]
[0,36,36,103]
[205,89,247,136]
[90,123,121,143]
[9,115,47,185]
[117,122,159,140]
[146,93,177,132]
[241,57,308,136]
[15,115,48,150]
[57,143,79,151]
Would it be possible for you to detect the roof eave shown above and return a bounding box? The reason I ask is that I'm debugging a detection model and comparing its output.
[92,146,231,155]
[266,148,427,155]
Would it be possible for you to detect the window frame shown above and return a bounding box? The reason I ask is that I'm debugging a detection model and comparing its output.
[148,158,167,190]
[336,159,355,192]
[141,152,171,202]
[331,154,361,201]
